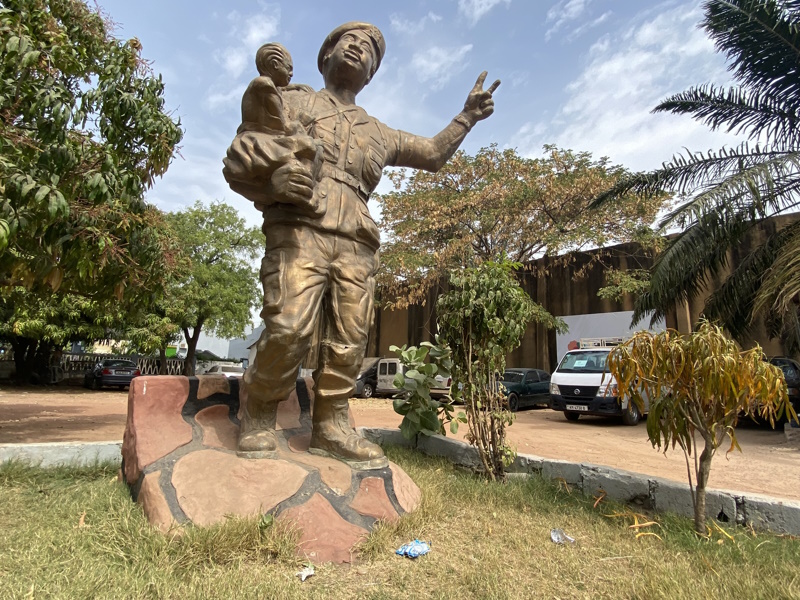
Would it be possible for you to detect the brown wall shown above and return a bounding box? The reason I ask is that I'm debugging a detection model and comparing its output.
[372,214,799,370]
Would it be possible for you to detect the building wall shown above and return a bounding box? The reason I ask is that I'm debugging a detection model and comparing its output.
[372,215,799,371]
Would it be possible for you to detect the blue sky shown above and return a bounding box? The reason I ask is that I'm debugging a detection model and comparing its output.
[99,0,744,231]
[95,0,746,355]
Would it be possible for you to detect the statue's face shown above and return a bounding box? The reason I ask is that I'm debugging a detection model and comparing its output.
[327,30,375,85]
[272,54,293,87]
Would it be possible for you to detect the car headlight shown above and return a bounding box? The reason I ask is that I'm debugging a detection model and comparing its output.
[596,383,618,397]
[549,382,560,395]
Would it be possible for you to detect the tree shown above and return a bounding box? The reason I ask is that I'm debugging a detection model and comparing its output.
[0,0,183,301]
[436,258,557,481]
[607,321,795,534]
[592,0,800,351]
[0,287,123,382]
[378,145,665,308]
[164,201,263,375]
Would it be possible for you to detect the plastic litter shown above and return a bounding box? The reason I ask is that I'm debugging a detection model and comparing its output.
[295,565,315,582]
[550,528,575,544]
[395,539,431,558]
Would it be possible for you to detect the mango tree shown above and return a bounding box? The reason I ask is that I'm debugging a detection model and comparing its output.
[607,320,796,533]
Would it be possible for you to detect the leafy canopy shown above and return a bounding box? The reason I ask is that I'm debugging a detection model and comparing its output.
[0,0,183,301]
[436,258,547,480]
[378,145,665,308]
[592,0,800,351]
[163,201,263,372]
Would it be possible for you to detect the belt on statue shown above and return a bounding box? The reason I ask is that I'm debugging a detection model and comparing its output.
[319,163,370,201]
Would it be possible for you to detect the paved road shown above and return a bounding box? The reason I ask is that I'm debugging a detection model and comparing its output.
[1,385,798,501]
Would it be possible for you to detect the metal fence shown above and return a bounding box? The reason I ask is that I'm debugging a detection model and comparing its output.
[0,352,187,382]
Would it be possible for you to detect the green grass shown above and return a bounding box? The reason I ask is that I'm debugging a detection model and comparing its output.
[1,448,799,599]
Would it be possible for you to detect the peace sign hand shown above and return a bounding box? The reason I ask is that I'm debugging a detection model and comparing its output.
[462,71,501,125]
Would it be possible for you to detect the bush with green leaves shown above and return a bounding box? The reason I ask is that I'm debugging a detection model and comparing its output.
[390,341,466,440]
[437,258,562,480]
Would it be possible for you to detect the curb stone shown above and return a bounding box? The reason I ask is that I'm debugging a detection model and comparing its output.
[359,427,800,536]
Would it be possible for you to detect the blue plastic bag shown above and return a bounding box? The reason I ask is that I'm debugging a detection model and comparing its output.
[395,539,431,558]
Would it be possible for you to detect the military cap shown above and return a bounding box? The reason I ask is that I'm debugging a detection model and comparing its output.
[317,22,386,75]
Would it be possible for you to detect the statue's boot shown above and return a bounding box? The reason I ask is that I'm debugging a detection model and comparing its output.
[309,398,388,470]
[237,401,279,459]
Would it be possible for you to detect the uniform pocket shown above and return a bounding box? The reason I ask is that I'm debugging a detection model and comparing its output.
[260,251,285,314]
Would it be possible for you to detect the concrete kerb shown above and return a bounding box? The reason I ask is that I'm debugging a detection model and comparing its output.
[0,441,122,468]
[5,431,799,535]
[359,427,800,536]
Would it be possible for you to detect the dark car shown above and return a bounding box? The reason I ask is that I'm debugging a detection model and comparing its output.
[84,359,140,390]
[499,368,551,412]
[768,357,800,424]
[354,358,379,398]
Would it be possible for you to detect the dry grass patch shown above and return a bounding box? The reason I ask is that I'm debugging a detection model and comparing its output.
[0,449,798,599]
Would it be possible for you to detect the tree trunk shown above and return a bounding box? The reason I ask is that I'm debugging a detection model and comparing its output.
[158,346,167,375]
[10,338,39,384]
[693,439,715,534]
[183,321,203,376]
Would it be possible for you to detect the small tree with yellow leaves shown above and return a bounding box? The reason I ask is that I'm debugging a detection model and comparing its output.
[607,320,796,534]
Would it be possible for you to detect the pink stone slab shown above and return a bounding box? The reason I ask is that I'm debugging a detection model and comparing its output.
[196,375,231,400]
[172,449,308,527]
[389,462,422,514]
[279,492,369,564]
[350,476,399,522]
[196,404,238,450]
[122,376,193,484]
[137,470,177,533]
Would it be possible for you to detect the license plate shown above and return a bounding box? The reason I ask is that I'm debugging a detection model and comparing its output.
[565,404,588,411]
[115,370,130,375]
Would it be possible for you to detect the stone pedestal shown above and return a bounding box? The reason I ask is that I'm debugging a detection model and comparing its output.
[121,375,421,563]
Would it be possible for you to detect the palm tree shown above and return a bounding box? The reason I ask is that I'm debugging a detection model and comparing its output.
[593,0,800,351]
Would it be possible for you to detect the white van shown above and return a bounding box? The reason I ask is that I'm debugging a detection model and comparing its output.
[548,347,645,425]
[375,357,451,398]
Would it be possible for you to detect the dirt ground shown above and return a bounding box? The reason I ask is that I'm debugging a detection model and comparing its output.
[1,383,798,501]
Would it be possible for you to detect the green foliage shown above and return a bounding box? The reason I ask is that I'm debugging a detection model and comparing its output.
[0,0,183,300]
[436,258,550,480]
[163,201,264,374]
[390,340,466,440]
[378,145,666,308]
[607,320,796,533]
[592,0,800,351]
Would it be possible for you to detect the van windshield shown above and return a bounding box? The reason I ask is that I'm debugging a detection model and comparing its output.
[557,350,609,373]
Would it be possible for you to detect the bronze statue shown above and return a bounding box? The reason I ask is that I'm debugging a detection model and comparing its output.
[223,22,499,470]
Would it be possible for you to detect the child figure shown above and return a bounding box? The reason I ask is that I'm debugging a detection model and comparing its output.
[238,42,294,135]
[225,41,322,217]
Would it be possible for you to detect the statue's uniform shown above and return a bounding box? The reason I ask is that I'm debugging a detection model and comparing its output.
[244,88,434,420]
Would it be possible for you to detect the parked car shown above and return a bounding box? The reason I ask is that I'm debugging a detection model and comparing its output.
[84,359,140,390]
[767,356,800,424]
[354,358,379,398]
[205,365,245,378]
[499,368,551,412]
[374,357,451,398]
[549,348,647,425]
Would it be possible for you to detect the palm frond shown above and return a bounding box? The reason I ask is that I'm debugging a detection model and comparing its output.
[753,221,800,314]
[703,0,800,104]
[632,212,754,325]
[655,85,799,148]
[703,220,800,336]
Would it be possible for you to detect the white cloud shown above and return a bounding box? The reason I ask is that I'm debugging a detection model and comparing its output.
[213,6,281,79]
[564,10,611,42]
[411,45,473,91]
[458,0,510,26]
[545,0,593,41]
[512,3,742,173]
[390,11,442,36]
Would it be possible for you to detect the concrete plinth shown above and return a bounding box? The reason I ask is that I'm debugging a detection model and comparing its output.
[121,375,421,563]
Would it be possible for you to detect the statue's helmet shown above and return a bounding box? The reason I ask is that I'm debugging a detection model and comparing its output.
[317,22,386,78]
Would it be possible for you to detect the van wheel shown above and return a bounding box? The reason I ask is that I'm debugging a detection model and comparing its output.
[622,402,641,426]
[564,411,580,422]
[508,393,519,412]
[362,383,374,398]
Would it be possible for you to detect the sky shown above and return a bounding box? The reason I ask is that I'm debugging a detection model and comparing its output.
[94,0,746,354]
